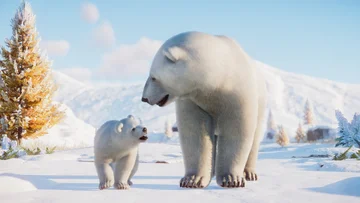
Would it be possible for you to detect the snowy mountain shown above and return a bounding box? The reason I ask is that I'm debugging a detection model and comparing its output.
[52,71,90,103]
[257,61,360,133]
[52,62,360,139]
[52,71,177,134]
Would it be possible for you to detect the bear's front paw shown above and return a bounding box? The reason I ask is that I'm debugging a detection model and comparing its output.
[180,175,210,188]
[216,174,245,188]
[99,179,114,190]
[244,169,258,181]
[114,182,130,190]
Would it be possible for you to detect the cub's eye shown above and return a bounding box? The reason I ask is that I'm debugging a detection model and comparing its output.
[151,77,156,81]
[132,128,135,131]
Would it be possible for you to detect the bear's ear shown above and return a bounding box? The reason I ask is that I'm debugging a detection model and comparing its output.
[163,46,187,63]
[117,123,124,133]
[128,115,134,120]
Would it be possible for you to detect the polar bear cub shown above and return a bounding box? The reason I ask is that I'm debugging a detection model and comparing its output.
[94,115,148,190]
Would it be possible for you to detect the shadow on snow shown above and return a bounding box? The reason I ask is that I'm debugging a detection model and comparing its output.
[305,177,360,197]
[0,173,184,191]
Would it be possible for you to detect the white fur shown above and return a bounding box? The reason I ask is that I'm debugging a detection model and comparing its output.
[94,115,147,190]
[142,31,266,188]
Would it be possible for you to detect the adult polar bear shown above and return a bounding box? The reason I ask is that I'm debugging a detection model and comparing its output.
[141,31,266,188]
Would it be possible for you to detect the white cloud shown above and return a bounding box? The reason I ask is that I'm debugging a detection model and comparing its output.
[59,67,92,83]
[40,40,70,57]
[81,2,99,24]
[98,37,163,79]
[92,21,116,49]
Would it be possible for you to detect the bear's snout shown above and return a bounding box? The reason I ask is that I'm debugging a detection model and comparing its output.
[141,97,149,104]
[142,127,147,133]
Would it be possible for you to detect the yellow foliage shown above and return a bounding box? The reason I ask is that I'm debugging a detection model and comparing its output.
[295,123,306,143]
[276,125,289,147]
[303,99,315,126]
[0,2,64,142]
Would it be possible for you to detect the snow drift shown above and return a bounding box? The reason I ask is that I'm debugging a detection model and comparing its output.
[21,103,95,150]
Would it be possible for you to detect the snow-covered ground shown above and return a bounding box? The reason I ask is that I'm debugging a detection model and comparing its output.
[0,143,359,203]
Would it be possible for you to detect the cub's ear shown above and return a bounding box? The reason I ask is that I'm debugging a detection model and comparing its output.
[163,46,187,63]
[117,123,124,133]
[128,115,135,120]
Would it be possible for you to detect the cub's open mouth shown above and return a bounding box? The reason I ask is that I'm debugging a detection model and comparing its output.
[156,94,169,107]
[139,135,148,141]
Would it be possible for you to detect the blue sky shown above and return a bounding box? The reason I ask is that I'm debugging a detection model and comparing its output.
[0,0,359,84]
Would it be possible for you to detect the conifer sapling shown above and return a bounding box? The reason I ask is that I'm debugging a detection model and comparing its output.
[0,1,64,143]
[295,123,306,143]
[276,125,289,147]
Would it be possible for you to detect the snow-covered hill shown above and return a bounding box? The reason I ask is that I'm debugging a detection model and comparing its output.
[52,62,360,140]
[21,103,95,150]
[52,71,90,103]
[257,61,360,134]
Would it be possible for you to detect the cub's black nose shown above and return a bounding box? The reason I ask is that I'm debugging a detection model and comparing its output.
[141,97,149,103]
[142,127,147,133]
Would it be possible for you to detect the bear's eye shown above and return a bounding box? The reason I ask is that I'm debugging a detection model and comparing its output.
[132,128,135,131]
[151,77,156,82]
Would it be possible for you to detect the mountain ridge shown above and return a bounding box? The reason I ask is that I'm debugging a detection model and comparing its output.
[52,62,360,139]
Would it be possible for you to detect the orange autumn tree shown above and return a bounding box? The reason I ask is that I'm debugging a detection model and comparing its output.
[276,125,289,147]
[295,122,306,143]
[0,1,64,143]
[303,99,315,126]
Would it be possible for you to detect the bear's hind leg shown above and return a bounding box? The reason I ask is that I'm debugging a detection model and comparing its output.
[176,99,215,188]
[244,88,266,181]
[95,159,114,190]
[216,104,257,188]
[243,123,263,181]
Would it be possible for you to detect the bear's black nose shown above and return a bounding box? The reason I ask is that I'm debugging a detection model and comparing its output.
[142,127,147,133]
[141,97,149,103]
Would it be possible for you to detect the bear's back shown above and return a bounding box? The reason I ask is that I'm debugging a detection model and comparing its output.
[163,31,253,72]
[94,120,119,149]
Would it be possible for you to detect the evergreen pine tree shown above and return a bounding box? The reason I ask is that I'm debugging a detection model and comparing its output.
[0,1,64,143]
[267,109,276,131]
[266,109,277,139]
[303,99,315,126]
[276,125,289,147]
[295,122,306,143]
[335,110,360,148]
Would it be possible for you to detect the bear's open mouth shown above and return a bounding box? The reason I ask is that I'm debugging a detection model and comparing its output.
[156,94,169,107]
[139,135,148,141]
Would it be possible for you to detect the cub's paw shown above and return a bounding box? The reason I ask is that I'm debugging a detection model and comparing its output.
[99,179,114,190]
[216,174,245,188]
[114,182,130,190]
[180,175,210,188]
[244,169,258,181]
[128,180,133,186]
